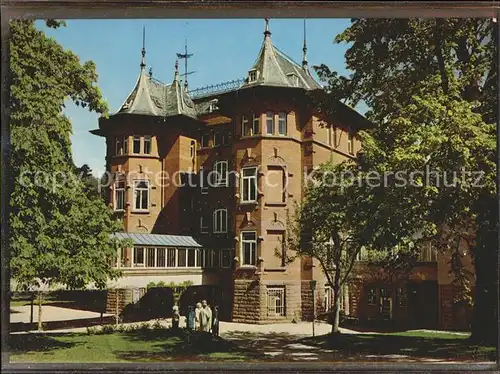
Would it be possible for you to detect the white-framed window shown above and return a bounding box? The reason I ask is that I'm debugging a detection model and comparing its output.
[266,111,274,135]
[146,247,155,267]
[133,180,149,211]
[241,231,257,266]
[241,167,258,203]
[177,248,187,267]
[201,133,210,148]
[187,248,197,267]
[266,286,286,317]
[221,248,232,268]
[200,217,209,234]
[347,133,354,155]
[213,132,222,147]
[252,114,260,135]
[116,136,128,155]
[242,115,250,137]
[133,135,141,154]
[278,112,287,135]
[114,178,126,211]
[157,248,166,267]
[213,160,228,187]
[166,248,176,267]
[133,247,145,267]
[249,69,257,82]
[213,208,228,233]
[144,135,152,154]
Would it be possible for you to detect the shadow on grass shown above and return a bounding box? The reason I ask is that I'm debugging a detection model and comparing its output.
[299,333,497,362]
[114,328,263,362]
[8,333,79,353]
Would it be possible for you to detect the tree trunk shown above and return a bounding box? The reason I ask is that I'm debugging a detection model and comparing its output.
[330,256,342,334]
[37,292,43,331]
[470,250,498,345]
[470,198,498,345]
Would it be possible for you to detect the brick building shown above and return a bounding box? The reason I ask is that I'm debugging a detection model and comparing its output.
[91,19,474,329]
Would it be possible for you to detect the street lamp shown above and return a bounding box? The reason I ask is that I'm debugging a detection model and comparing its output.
[309,280,317,337]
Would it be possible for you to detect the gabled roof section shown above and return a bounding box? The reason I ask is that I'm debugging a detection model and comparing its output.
[240,19,322,91]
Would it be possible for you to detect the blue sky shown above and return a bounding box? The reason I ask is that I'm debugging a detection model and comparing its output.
[36,18,355,175]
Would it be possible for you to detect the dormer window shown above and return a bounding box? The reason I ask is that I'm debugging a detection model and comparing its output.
[248,69,258,83]
[287,73,299,87]
[208,99,219,113]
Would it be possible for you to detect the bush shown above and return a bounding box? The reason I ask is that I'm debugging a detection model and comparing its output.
[86,326,98,335]
[101,324,115,334]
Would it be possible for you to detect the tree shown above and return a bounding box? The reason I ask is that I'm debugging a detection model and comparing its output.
[284,161,395,334]
[9,20,126,330]
[312,18,497,344]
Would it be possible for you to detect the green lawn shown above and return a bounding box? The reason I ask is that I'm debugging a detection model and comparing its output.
[8,328,261,363]
[299,330,497,362]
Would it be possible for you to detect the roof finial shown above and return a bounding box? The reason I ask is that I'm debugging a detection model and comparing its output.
[140,26,146,69]
[174,59,179,82]
[264,18,271,38]
[302,19,308,69]
[149,66,153,79]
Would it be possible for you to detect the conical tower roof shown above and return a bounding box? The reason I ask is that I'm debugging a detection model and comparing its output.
[240,18,322,91]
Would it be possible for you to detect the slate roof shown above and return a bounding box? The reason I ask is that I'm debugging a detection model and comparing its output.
[239,20,322,91]
[113,232,202,248]
[116,65,197,119]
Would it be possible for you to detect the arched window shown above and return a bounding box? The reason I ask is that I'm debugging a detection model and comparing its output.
[213,208,228,233]
[213,160,228,187]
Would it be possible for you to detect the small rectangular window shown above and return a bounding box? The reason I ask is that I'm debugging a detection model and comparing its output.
[267,286,286,317]
[249,70,257,82]
[241,167,258,203]
[213,208,228,233]
[200,217,209,234]
[114,179,126,211]
[213,160,228,187]
[266,112,274,135]
[278,112,287,135]
[241,231,257,266]
[166,248,176,267]
[146,247,155,267]
[242,115,250,137]
[187,249,196,267]
[133,180,149,211]
[201,133,210,148]
[144,135,152,154]
[157,248,166,267]
[252,113,260,135]
[213,132,222,147]
[133,135,141,154]
[178,248,187,267]
[122,136,128,154]
[133,247,145,267]
[397,287,408,307]
[348,133,354,155]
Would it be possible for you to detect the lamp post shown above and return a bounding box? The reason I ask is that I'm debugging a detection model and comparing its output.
[309,280,317,337]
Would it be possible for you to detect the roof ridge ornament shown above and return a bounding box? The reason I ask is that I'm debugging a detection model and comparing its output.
[302,19,308,70]
[264,18,271,38]
[140,26,146,70]
[174,59,179,82]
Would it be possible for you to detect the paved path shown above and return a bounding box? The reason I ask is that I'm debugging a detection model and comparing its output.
[10,305,113,324]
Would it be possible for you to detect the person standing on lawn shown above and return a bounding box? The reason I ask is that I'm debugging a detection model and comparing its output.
[172,304,180,330]
[200,300,212,332]
[187,305,195,331]
[195,302,202,331]
[212,305,220,336]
